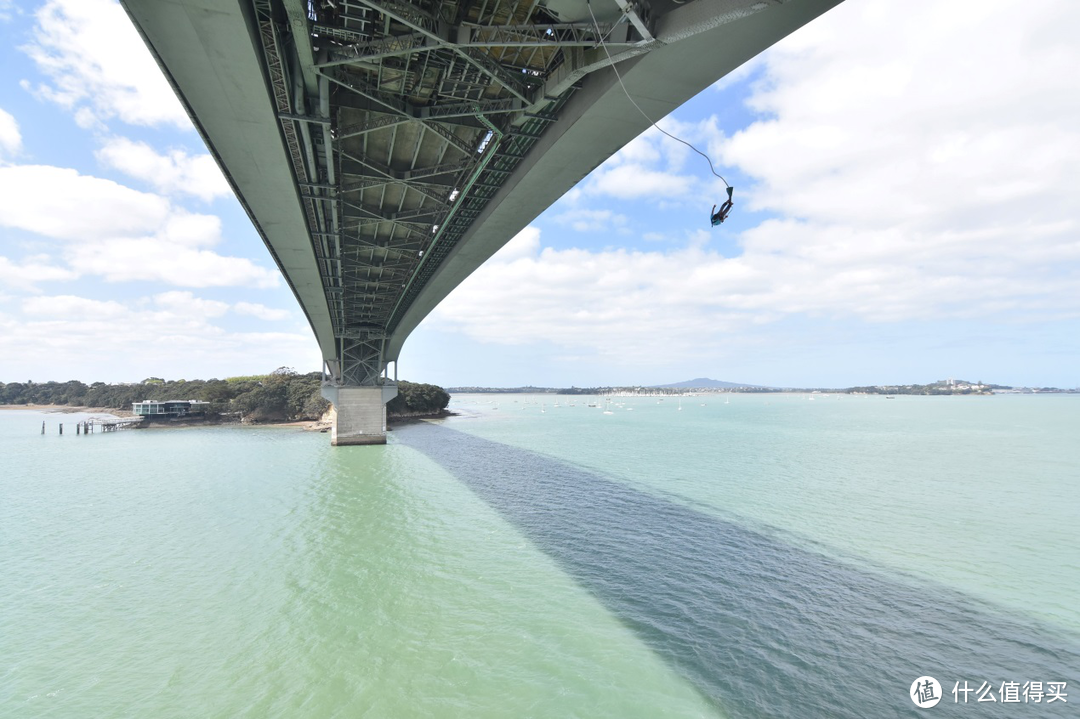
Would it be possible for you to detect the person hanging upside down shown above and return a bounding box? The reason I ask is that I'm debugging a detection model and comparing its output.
[711,186,734,226]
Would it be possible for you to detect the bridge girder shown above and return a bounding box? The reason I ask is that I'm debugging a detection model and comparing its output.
[239,0,665,389]
[120,0,845,395]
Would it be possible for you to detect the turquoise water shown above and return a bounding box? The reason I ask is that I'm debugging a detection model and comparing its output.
[1,395,1077,717]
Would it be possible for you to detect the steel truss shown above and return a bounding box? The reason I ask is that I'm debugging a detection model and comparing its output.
[339,333,386,386]
[253,0,655,386]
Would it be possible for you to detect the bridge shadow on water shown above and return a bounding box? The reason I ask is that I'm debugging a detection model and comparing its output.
[396,423,1079,718]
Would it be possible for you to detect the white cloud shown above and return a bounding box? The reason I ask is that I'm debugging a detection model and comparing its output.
[233,301,292,321]
[0,165,172,241]
[440,0,1080,368]
[72,106,104,131]
[710,55,765,93]
[703,0,1080,330]
[66,238,278,288]
[96,137,231,201]
[609,132,662,166]
[553,209,628,233]
[0,164,278,288]
[0,107,21,158]
[490,226,542,262]
[153,290,229,318]
[22,294,128,319]
[0,255,79,292]
[428,218,1080,368]
[579,119,726,202]
[1,292,319,381]
[157,211,224,248]
[588,164,694,200]
[722,0,1080,232]
[21,0,189,129]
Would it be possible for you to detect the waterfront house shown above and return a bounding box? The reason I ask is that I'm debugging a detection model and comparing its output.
[132,400,210,417]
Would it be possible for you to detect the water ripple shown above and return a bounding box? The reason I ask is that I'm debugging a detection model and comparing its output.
[398,422,1080,718]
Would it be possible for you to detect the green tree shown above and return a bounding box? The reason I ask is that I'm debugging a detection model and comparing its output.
[387,381,450,416]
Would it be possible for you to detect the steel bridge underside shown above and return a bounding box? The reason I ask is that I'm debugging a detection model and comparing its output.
[121,0,841,390]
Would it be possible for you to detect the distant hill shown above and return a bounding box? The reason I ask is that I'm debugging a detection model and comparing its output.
[653,377,768,389]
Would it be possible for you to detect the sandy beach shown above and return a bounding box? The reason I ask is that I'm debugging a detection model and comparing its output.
[0,405,338,433]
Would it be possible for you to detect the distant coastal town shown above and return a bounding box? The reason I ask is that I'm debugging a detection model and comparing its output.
[3,375,1075,427]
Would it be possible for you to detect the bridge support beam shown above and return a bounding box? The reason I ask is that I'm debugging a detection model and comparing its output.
[322,384,399,446]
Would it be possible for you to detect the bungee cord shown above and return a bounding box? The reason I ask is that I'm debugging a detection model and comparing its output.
[587,0,738,222]
[586,0,732,190]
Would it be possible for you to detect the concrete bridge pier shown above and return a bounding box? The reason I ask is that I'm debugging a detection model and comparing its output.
[321,339,398,446]
[321,384,399,446]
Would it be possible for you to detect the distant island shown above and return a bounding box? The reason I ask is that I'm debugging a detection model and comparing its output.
[652,377,768,390]
[448,379,771,394]
[836,379,1076,395]
[449,378,1078,396]
[845,379,999,396]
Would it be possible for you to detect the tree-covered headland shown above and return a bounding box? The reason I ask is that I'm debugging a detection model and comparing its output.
[0,368,451,423]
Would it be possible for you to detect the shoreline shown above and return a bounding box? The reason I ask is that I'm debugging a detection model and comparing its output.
[388,409,457,425]
[2,404,456,433]
[0,404,326,430]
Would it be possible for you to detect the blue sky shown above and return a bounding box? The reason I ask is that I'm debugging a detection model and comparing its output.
[1,0,1078,389]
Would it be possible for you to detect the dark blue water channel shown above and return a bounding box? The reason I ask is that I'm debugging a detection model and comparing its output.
[397,422,1079,718]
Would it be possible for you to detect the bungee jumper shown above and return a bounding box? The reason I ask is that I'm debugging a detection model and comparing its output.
[711,186,734,226]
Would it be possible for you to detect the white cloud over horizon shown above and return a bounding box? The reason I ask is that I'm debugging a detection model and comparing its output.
[0,2,300,382]
[427,218,1080,371]
[0,164,279,288]
[419,0,1080,381]
[2,291,316,382]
